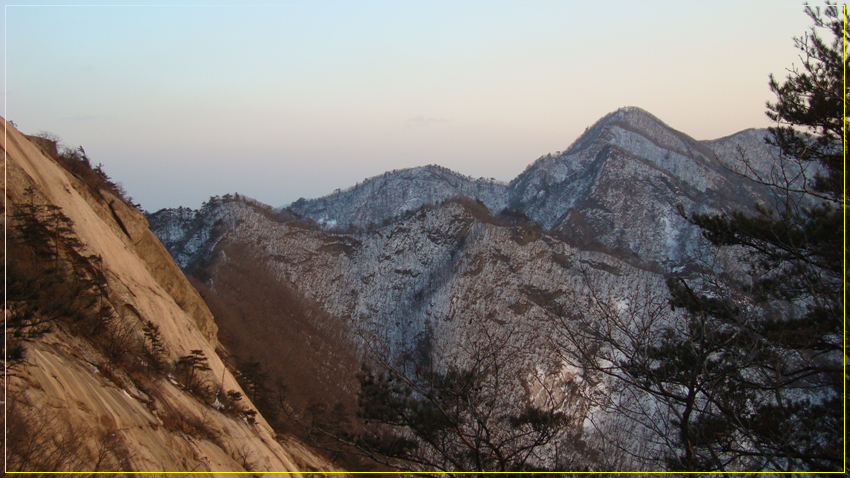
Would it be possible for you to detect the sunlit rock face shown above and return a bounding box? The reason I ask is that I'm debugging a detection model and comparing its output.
[3,118,338,475]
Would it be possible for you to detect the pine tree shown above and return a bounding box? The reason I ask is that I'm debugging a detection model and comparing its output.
[555,6,845,472]
[176,350,212,391]
[141,320,169,374]
[236,360,269,403]
[677,4,846,471]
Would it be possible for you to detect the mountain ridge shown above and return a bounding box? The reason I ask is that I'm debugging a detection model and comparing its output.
[256,107,776,268]
[286,163,508,230]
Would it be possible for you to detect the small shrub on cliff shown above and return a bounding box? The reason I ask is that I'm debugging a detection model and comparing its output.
[31,131,140,209]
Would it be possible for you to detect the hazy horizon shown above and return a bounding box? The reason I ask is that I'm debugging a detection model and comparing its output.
[6,2,814,211]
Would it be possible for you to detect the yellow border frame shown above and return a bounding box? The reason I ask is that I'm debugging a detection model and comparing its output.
[2,3,847,475]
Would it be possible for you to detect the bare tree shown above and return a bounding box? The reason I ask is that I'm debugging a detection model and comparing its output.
[284,313,586,475]
[3,391,132,475]
[552,266,776,471]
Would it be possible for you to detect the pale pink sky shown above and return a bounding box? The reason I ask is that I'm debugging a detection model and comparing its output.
[6,3,816,211]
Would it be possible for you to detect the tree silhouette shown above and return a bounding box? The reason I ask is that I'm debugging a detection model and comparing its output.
[176,350,212,392]
[683,5,845,471]
[556,6,846,472]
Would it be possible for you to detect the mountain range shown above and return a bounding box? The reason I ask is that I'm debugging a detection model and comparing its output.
[145,106,784,469]
[280,107,776,266]
[3,105,794,473]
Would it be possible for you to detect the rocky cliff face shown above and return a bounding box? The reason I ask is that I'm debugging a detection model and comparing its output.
[3,118,340,475]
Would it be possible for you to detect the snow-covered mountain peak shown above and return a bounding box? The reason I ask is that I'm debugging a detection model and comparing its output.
[613,105,666,121]
[287,164,509,230]
[593,106,707,159]
[506,108,777,266]
[597,106,670,130]
[265,107,777,268]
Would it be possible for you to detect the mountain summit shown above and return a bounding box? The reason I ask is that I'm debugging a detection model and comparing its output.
[281,107,775,266]
[288,164,508,230]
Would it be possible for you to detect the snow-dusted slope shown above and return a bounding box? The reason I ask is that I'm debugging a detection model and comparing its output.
[286,164,508,230]
[150,194,664,458]
[509,107,776,266]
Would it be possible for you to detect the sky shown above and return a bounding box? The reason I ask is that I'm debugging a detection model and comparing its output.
[5,2,822,211]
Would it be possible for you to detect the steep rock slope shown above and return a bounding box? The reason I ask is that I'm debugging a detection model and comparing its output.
[3,118,339,475]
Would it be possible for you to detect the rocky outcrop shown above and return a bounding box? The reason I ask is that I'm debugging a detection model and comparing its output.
[3,117,340,475]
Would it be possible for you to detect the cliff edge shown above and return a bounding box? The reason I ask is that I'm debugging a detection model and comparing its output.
[3,118,340,475]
